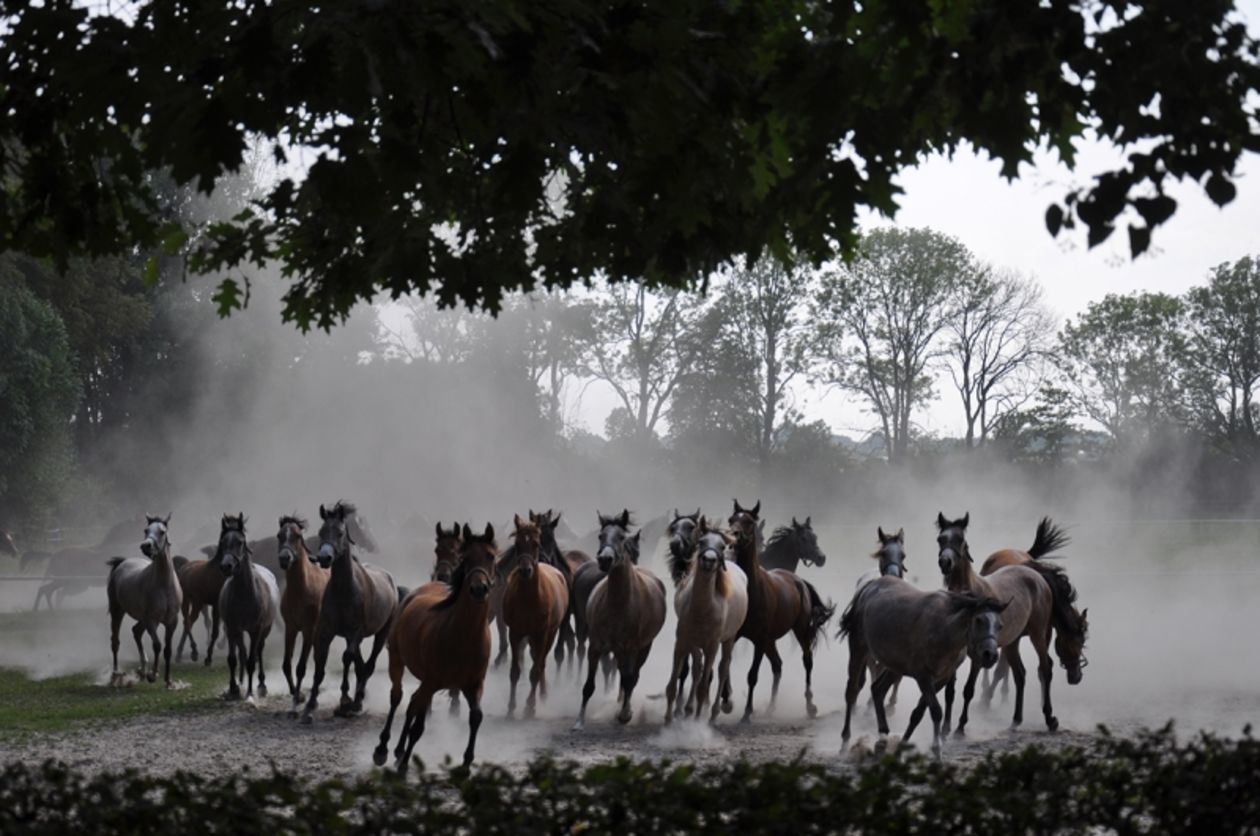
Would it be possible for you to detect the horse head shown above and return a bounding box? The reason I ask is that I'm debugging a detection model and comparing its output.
[140,513,172,557]
[511,514,542,579]
[875,526,907,578]
[935,511,971,577]
[432,522,463,583]
[277,515,308,571]
[695,517,732,573]
[728,498,761,543]
[595,510,637,572]
[790,515,826,566]
[1056,606,1089,685]
[317,502,355,568]
[952,592,1008,669]
[458,523,497,601]
[217,513,249,575]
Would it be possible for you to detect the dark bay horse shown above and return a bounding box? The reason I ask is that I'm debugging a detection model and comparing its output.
[174,526,233,664]
[277,515,330,714]
[501,515,569,718]
[374,523,496,773]
[931,513,1086,736]
[431,522,462,583]
[760,517,828,573]
[840,576,1006,756]
[728,499,835,721]
[855,527,909,708]
[106,515,183,687]
[573,513,668,729]
[299,502,397,725]
[530,509,585,672]
[217,514,280,701]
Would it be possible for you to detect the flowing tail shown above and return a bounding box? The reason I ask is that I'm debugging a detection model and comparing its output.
[800,579,836,651]
[837,586,863,641]
[1028,517,1070,559]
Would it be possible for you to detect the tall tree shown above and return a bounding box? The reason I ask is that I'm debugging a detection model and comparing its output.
[945,268,1055,449]
[1057,292,1188,446]
[1183,256,1260,459]
[4,2,1257,329]
[813,228,972,464]
[583,282,706,442]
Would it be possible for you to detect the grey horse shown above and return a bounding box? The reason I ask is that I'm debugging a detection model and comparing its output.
[107,515,184,687]
[216,514,280,700]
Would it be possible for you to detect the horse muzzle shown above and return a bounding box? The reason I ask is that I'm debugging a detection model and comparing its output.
[938,552,955,575]
[597,555,613,572]
[976,644,1000,668]
[277,548,295,570]
[469,580,490,601]
[140,539,155,557]
[317,543,335,567]
[519,563,535,580]
[884,563,903,579]
[1066,666,1083,685]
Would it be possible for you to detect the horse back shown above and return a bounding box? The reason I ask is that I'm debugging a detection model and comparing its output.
[983,564,1053,641]
[394,585,491,686]
[981,549,1030,576]
[354,560,398,633]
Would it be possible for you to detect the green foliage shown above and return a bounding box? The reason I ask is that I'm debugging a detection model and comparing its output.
[0,261,80,529]
[2,2,1257,329]
[0,729,1258,833]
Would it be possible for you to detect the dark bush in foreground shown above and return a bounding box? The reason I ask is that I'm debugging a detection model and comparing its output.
[1,727,1257,834]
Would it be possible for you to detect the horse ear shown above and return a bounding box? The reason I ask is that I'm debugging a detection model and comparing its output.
[936,512,948,530]
[792,516,799,527]
[896,528,904,542]
[320,504,329,520]
[619,509,631,528]
[732,498,743,513]
[550,512,561,529]
[805,516,811,527]
[528,510,538,523]
[962,512,970,529]
[514,513,524,529]
[484,523,495,542]
[698,516,709,533]
[693,508,701,519]
[878,526,888,543]
[462,523,473,541]
[164,513,172,525]
[436,522,443,538]
[673,508,680,520]
[751,500,760,516]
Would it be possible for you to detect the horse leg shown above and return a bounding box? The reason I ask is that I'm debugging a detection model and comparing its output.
[244,630,258,699]
[161,619,175,687]
[299,629,334,724]
[1035,631,1058,731]
[600,652,615,694]
[291,630,314,714]
[982,653,1008,708]
[448,689,461,718]
[176,602,196,662]
[741,645,765,724]
[902,694,930,742]
[396,684,437,776]
[334,639,359,715]
[765,643,784,716]
[841,640,867,745]
[870,669,896,737]
[889,678,900,710]
[694,643,718,723]
[282,626,298,704]
[684,648,703,717]
[374,651,404,766]
[1007,645,1028,728]
[460,684,485,769]
[205,606,221,667]
[507,629,523,719]
[943,674,956,734]
[131,622,148,679]
[526,633,547,719]
[617,646,648,725]
[955,660,982,736]
[225,631,242,700]
[493,615,510,669]
[353,628,388,712]
[109,607,124,683]
[664,642,685,725]
[573,644,601,731]
[916,675,946,759]
[255,631,269,698]
[716,637,736,717]
[676,652,691,717]
[144,623,159,682]
[793,624,818,719]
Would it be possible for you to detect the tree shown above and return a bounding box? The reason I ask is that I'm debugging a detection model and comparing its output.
[992,385,1090,466]
[1183,256,1260,459]
[813,228,972,464]
[945,268,1055,449]
[3,2,1258,329]
[1057,292,1188,447]
[583,283,706,442]
[0,260,81,529]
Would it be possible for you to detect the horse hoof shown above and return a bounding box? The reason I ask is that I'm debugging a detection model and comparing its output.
[299,714,313,726]
[1047,717,1059,732]
[288,709,300,719]
[224,691,241,702]
[190,650,199,662]
[806,704,818,719]
[333,707,350,718]
[351,700,364,714]
[740,714,752,725]
[721,700,733,714]
[616,710,632,725]
[258,685,268,698]
[571,721,585,732]
[204,658,213,668]
[372,747,388,767]
[524,705,536,720]
[953,727,966,739]
[146,673,157,683]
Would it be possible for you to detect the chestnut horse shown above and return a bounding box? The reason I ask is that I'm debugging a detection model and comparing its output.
[174,524,234,665]
[299,502,398,725]
[979,517,1087,701]
[106,515,183,687]
[664,520,748,724]
[840,576,1006,756]
[374,523,496,773]
[573,512,667,729]
[502,515,570,718]
[728,499,835,721]
[276,515,330,714]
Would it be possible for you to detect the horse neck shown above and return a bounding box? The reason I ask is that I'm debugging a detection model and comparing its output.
[606,556,636,594]
[287,544,317,587]
[152,544,176,577]
[329,549,359,591]
[947,554,984,594]
[687,565,727,609]
[235,553,261,598]
[733,536,761,576]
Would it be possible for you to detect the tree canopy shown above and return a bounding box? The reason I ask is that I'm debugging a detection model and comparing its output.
[2,1,1258,329]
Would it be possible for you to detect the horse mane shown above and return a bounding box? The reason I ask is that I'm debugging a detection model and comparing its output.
[279,514,307,531]
[837,587,864,640]
[1028,517,1070,559]
[763,525,797,559]
[332,500,358,516]
[1022,560,1085,644]
[667,545,692,584]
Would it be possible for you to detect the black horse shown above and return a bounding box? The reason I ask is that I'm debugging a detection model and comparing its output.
[760,517,827,573]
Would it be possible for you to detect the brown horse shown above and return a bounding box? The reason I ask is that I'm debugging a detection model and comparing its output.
[106,515,183,687]
[431,522,463,583]
[840,576,1006,756]
[728,499,835,721]
[173,519,239,666]
[573,512,668,729]
[299,502,398,725]
[501,515,570,718]
[979,517,1088,700]
[276,515,330,714]
[533,509,589,672]
[373,523,496,773]
[929,512,1084,736]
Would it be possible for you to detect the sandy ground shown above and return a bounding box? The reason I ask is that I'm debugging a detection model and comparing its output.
[3,529,1260,779]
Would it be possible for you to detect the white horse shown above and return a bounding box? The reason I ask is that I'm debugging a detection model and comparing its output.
[664,520,749,724]
[107,515,183,687]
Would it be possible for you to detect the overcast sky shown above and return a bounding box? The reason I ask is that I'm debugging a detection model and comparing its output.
[571,2,1260,442]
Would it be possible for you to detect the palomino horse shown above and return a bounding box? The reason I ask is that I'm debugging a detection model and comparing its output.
[374,523,496,773]
[728,499,835,721]
[855,527,909,708]
[573,513,668,729]
[277,515,330,714]
[217,514,280,700]
[664,520,748,724]
[761,517,828,573]
[431,522,462,583]
[107,515,183,687]
[930,512,1084,736]
[501,515,570,718]
[979,517,1087,701]
[299,502,398,725]
[839,576,1006,756]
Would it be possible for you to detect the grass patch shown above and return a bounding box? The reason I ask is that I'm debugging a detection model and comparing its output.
[0,663,229,739]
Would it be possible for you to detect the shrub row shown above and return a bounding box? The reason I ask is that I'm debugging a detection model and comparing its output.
[1,726,1257,834]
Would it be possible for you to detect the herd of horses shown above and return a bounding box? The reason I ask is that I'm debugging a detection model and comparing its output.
[1,500,1088,769]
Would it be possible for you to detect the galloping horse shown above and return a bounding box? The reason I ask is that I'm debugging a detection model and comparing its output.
[840,576,1006,756]
[573,513,668,729]
[28,515,146,610]
[501,515,570,718]
[174,527,232,664]
[217,514,280,700]
[276,515,330,714]
[856,527,909,708]
[929,513,1084,736]
[374,523,497,773]
[761,517,828,573]
[728,499,835,721]
[570,510,636,685]
[299,502,397,725]
[431,522,463,583]
[107,515,183,687]
[662,508,703,709]
[980,518,1087,701]
[533,509,590,672]
[664,519,748,724]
